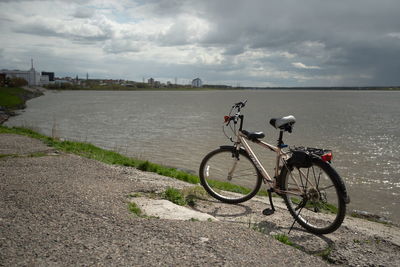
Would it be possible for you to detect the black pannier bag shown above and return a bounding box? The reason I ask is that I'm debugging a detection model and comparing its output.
[287,147,332,168]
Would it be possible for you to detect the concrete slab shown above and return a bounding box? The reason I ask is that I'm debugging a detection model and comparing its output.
[133,197,218,221]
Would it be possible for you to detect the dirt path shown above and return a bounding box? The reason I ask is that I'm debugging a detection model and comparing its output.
[0,134,327,266]
[1,133,399,266]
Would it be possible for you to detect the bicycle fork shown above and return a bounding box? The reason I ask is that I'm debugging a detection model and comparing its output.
[227,158,238,181]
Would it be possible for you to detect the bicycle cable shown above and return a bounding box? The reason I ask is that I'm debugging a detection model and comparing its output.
[222,105,236,142]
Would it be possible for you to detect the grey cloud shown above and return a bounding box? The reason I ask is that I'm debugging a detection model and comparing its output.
[177,0,400,85]
[72,8,95,19]
[135,0,189,17]
[13,19,111,43]
[157,21,190,46]
[3,0,400,86]
[103,39,142,54]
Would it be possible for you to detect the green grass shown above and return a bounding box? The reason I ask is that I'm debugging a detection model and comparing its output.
[0,125,200,183]
[0,125,271,199]
[0,87,29,108]
[273,234,302,250]
[0,154,17,159]
[163,187,187,206]
[128,202,142,216]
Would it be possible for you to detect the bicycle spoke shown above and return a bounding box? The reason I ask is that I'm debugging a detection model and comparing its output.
[318,184,335,191]
[199,148,262,203]
[282,158,346,234]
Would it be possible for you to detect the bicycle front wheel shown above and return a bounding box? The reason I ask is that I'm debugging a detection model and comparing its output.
[279,157,346,234]
[199,147,262,204]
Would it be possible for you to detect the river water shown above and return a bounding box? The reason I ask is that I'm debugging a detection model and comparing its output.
[5,90,400,223]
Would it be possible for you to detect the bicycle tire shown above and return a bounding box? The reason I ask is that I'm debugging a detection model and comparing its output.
[199,146,262,204]
[279,157,347,234]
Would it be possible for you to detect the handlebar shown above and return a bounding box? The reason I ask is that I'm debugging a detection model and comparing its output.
[224,100,247,126]
[223,100,247,140]
[232,100,247,109]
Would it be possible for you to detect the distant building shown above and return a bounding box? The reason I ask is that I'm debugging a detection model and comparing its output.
[1,60,41,86]
[42,71,55,81]
[148,78,154,87]
[40,75,50,85]
[191,78,202,88]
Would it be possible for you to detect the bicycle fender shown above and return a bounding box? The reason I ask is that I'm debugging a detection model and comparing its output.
[219,145,235,150]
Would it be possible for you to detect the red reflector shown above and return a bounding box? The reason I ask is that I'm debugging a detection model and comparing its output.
[224,116,230,123]
[321,152,333,162]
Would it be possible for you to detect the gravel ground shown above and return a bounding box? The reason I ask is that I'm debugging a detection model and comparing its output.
[0,134,328,266]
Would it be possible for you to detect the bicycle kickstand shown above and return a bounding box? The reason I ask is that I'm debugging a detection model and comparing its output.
[262,189,275,216]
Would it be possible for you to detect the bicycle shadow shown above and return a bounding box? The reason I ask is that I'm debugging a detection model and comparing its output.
[255,220,336,258]
[191,198,254,218]
[192,197,336,260]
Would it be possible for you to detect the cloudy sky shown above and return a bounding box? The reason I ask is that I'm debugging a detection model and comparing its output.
[1,0,399,87]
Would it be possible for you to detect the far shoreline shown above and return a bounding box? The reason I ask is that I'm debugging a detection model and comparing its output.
[45,86,400,91]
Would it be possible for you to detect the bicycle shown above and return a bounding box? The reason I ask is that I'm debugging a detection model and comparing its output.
[199,100,350,235]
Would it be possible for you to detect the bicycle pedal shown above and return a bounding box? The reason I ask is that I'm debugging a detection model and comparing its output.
[262,208,275,216]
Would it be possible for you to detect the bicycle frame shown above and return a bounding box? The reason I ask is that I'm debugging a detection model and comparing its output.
[227,109,312,198]
[236,132,282,184]
[235,132,310,197]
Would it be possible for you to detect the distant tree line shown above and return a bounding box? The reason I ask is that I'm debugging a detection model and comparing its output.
[0,77,28,88]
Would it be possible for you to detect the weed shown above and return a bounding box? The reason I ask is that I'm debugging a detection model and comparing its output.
[207,218,212,222]
[129,192,142,198]
[28,152,48,157]
[163,187,187,206]
[189,218,200,222]
[128,202,142,216]
[0,154,17,159]
[315,247,334,263]
[273,234,302,250]
[181,186,209,207]
[185,195,196,207]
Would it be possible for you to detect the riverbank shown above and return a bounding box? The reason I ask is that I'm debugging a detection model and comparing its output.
[0,87,44,124]
[1,128,400,266]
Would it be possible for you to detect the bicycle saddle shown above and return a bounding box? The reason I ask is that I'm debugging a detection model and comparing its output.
[269,115,296,131]
[241,130,265,141]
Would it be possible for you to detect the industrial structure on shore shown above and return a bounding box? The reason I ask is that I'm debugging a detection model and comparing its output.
[0,59,54,87]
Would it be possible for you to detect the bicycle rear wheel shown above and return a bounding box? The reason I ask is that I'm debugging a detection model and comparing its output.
[279,157,346,234]
[199,147,262,204]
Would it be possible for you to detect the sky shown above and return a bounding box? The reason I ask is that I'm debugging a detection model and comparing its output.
[1,0,400,87]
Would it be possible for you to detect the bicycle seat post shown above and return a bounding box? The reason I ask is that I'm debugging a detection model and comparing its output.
[277,130,285,148]
[239,115,244,131]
